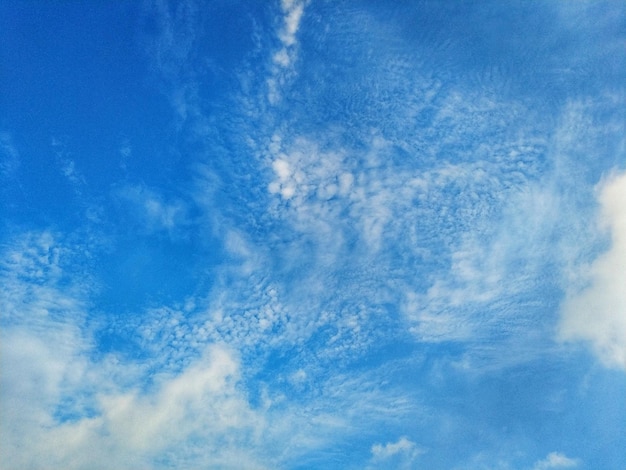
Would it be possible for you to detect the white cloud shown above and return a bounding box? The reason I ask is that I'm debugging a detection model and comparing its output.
[559,170,626,369]
[371,436,419,459]
[404,177,561,345]
[256,123,556,366]
[0,231,270,469]
[532,452,580,470]
[273,48,291,67]
[0,232,96,469]
[265,134,397,251]
[266,0,307,103]
[2,343,269,469]
[279,0,305,47]
[269,157,299,199]
[368,436,424,469]
[73,345,263,468]
[0,231,419,470]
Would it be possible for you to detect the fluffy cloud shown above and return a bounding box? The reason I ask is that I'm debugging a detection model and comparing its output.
[559,170,626,369]
[2,344,266,470]
[0,232,265,469]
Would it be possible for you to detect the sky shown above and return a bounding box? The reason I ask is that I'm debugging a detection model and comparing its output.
[0,1,625,469]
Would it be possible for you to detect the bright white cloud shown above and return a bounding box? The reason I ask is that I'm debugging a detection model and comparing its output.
[559,170,626,369]
[279,0,305,47]
[532,451,580,469]
[71,345,264,469]
[2,344,268,470]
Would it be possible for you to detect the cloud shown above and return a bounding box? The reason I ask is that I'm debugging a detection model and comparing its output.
[559,170,626,369]
[63,344,263,469]
[51,138,87,194]
[371,436,420,459]
[403,177,561,345]
[1,230,421,469]
[2,2,624,468]
[115,184,190,235]
[119,140,132,171]
[532,452,580,470]
[2,343,268,469]
[0,231,268,469]
[368,437,424,469]
[254,113,557,372]
[0,232,97,469]
[278,0,305,48]
[0,131,20,177]
[266,0,307,104]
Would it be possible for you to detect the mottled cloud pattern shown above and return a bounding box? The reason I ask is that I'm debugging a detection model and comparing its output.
[0,0,624,469]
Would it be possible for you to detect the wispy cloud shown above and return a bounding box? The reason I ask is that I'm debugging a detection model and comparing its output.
[532,452,580,470]
[51,137,87,194]
[266,0,307,104]
[368,436,424,469]
[0,131,20,178]
[119,139,132,171]
[114,184,191,236]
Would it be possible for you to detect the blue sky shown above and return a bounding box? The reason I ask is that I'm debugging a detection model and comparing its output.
[1,1,625,468]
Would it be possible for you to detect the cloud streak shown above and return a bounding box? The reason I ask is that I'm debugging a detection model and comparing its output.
[267,0,307,104]
[0,131,20,178]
